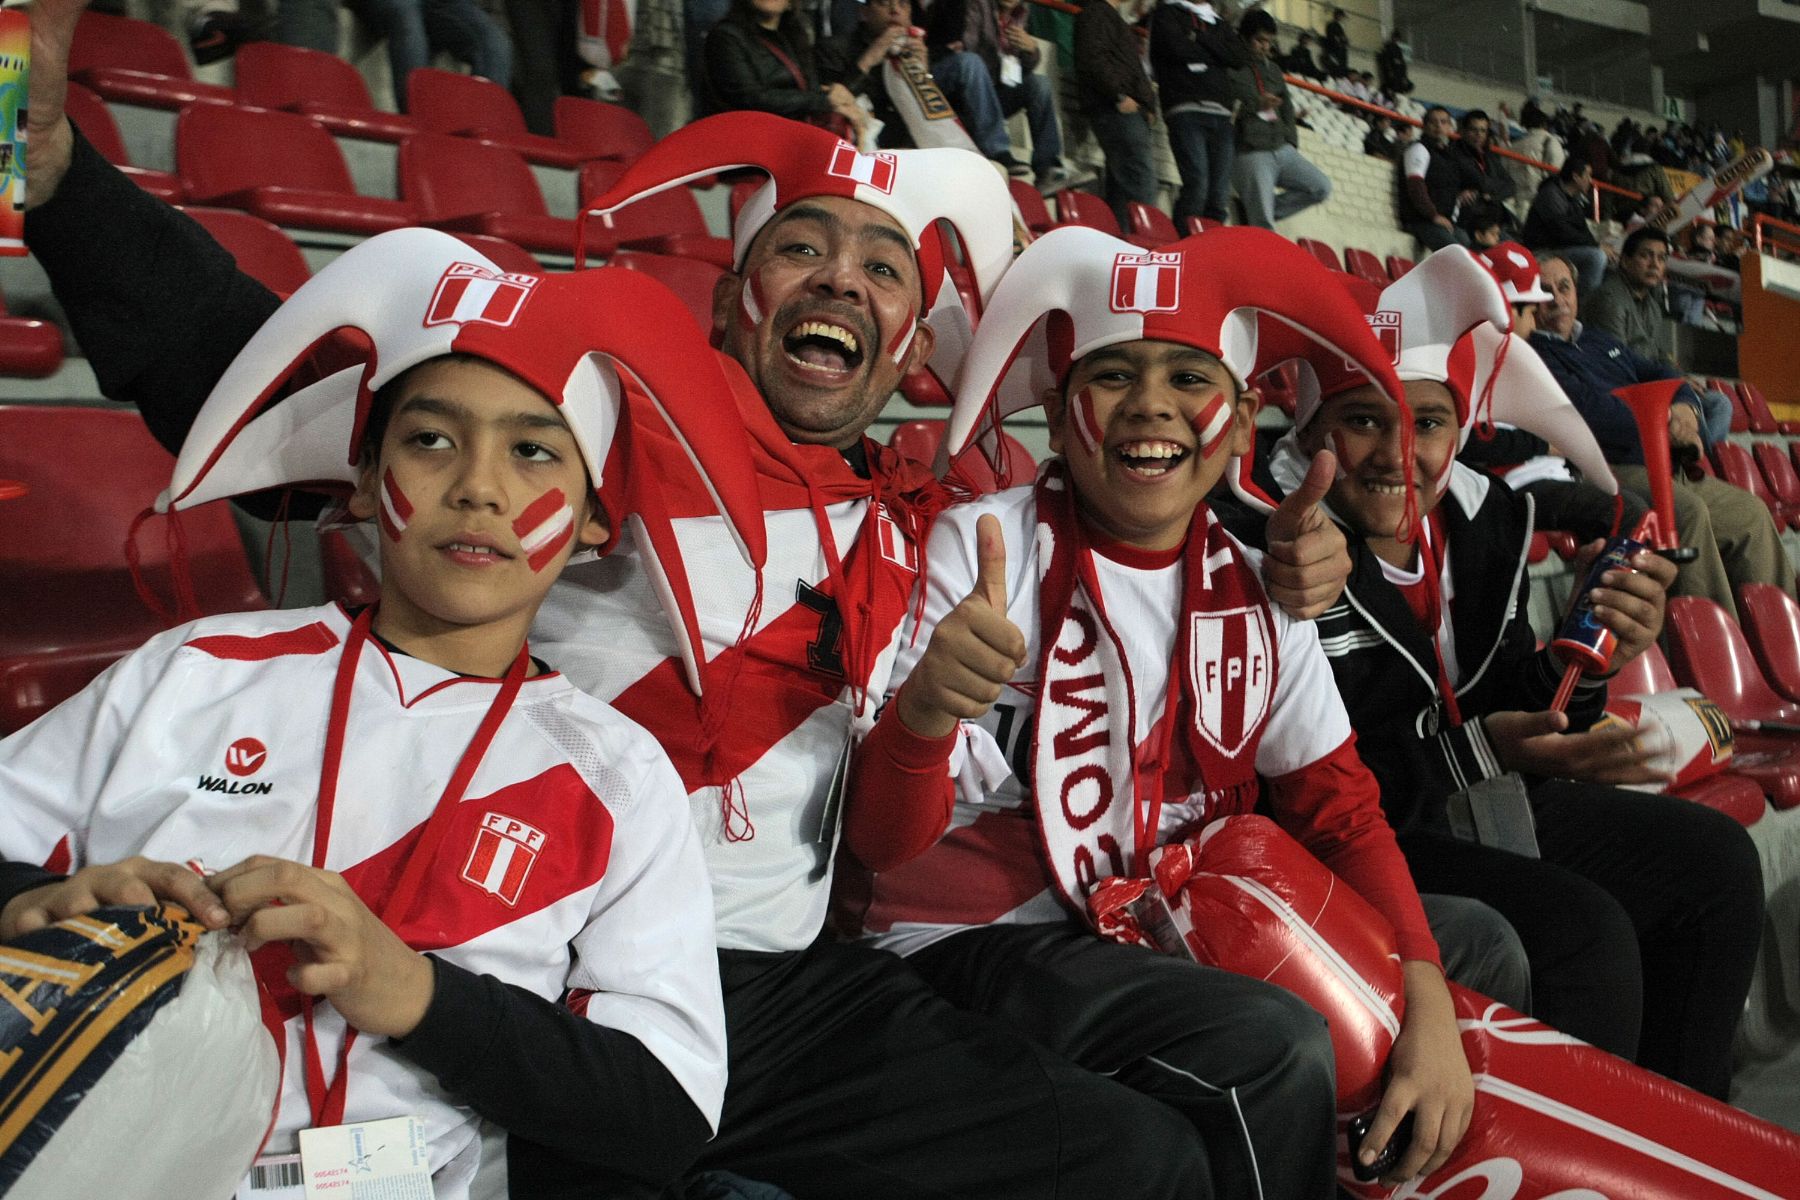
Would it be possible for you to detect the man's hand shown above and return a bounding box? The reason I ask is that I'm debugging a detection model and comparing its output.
[24,0,92,209]
[1435,215,1455,231]
[211,855,436,1039]
[857,23,911,73]
[0,856,231,939]
[895,514,1027,739]
[1568,540,1676,670]
[1668,402,1702,451]
[1361,962,1475,1184]
[1263,449,1351,619]
[1484,709,1670,786]
[1456,188,1478,207]
[1003,24,1035,54]
[1118,95,1141,114]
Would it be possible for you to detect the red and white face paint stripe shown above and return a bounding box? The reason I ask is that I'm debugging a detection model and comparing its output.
[1070,387,1106,458]
[512,488,577,573]
[1191,393,1234,461]
[737,270,769,341]
[378,469,413,542]
[884,312,917,367]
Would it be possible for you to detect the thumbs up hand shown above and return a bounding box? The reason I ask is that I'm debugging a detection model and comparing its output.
[1262,449,1352,620]
[896,514,1028,739]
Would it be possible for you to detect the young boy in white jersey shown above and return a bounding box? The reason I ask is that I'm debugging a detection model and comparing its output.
[834,227,1476,1194]
[0,230,769,1199]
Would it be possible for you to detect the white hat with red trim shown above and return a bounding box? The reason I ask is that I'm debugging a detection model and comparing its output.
[1298,245,1512,433]
[158,226,767,693]
[941,226,1411,484]
[1478,241,1555,304]
[577,112,1014,392]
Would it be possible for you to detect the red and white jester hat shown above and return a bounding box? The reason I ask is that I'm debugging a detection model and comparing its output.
[1478,241,1555,305]
[158,226,767,694]
[578,112,1015,390]
[1292,244,1615,494]
[941,226,1411,490]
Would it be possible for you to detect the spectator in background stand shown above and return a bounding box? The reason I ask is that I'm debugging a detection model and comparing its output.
[1363,112,1409,163]
[818,0,929,149]
[275,0,513,108]
[1451,108,1516,224]
[1531,253,1793,620]
[1505,103,1566,202]
[1322,6,1348,77]
[926,0,1071,186]
[1231,7,1331,230]
[1461,202,1506,250]
[1399,105,1471,251]
[1282,29,1324,81]
[1376,26,1412,96]
[1150,0,1249,230]
[703,0,869,137]
[1521,156,1610,299]
[1074,0,1160,225]
[1609,137,1677,222]
[1585,229,1728,444]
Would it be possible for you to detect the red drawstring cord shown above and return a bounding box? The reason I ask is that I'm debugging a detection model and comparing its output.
[126,506,202,627]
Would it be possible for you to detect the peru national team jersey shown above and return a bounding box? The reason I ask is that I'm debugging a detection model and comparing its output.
[852,487,1355,956]
[0,605,725,1199]
[535,499,909,952]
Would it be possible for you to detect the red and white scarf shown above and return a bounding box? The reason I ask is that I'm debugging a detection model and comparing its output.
[1029,464,1276,916]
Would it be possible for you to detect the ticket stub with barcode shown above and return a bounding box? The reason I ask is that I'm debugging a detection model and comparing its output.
[237,1116,432,1199]
[238,1152,303,1199]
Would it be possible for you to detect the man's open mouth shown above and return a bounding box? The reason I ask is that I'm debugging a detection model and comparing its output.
[1114,439,1190,477]
[782,320,865,374]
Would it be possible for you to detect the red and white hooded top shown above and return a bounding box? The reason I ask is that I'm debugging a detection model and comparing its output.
[0,604,726,1198]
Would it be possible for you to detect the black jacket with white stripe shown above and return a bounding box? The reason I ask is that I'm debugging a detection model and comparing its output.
[1264,454,1609,836]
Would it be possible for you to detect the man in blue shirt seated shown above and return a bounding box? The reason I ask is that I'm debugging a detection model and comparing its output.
[1529,252,1794,620]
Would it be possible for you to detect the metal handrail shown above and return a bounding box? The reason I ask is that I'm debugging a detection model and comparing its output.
[1751,213,1800,257]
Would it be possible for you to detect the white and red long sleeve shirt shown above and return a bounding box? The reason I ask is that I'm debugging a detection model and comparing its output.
[0,604,726,1197]
[837,487,1438,964]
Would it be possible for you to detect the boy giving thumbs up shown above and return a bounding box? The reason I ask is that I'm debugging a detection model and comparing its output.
[831,229,1474,1198]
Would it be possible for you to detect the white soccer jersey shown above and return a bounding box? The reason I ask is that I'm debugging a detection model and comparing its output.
[535,499,912,952]
[853,486,1353,956]
[0,605,725,1199]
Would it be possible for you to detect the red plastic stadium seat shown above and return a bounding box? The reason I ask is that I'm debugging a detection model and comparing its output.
[1343,247,1389,289]
[1183,216,1223,236]
[0,406,268,734]
[1528,531,1550,563]
[1126,203,1180,247]
[177,105,418,235]
[181,207,312,299]
[553,96,655,164]
[233,42,418,143]
[0,293,64,379]
[1753,442,1800,521]
[579,161,733,269]
[1008,178,1059,235]
[1297,238,1342,272]
[1607,644,1767,826]
[1254,361,1300,419]
[1739,381,1799,436]
[62,82,185,202]
[607,251,726,331]
[70,10,235,110]
[1056,189,1123,235]
[1385,254,1415,279]
[1663,596,1800,809]
[1737,583,1800,706]
[448,233,543,276]
[1727,388,1753,434]
[1546,531,1580,560]
[401,133,605,257]
[1713,441,1796,529]
[889,420,1036,495]
[407,68,589,168]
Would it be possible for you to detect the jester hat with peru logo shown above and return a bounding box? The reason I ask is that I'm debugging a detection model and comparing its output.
[941,226,1411,497]
[159,226,767,694]
[1282,244,1615,495]
[576,112,1015,391]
